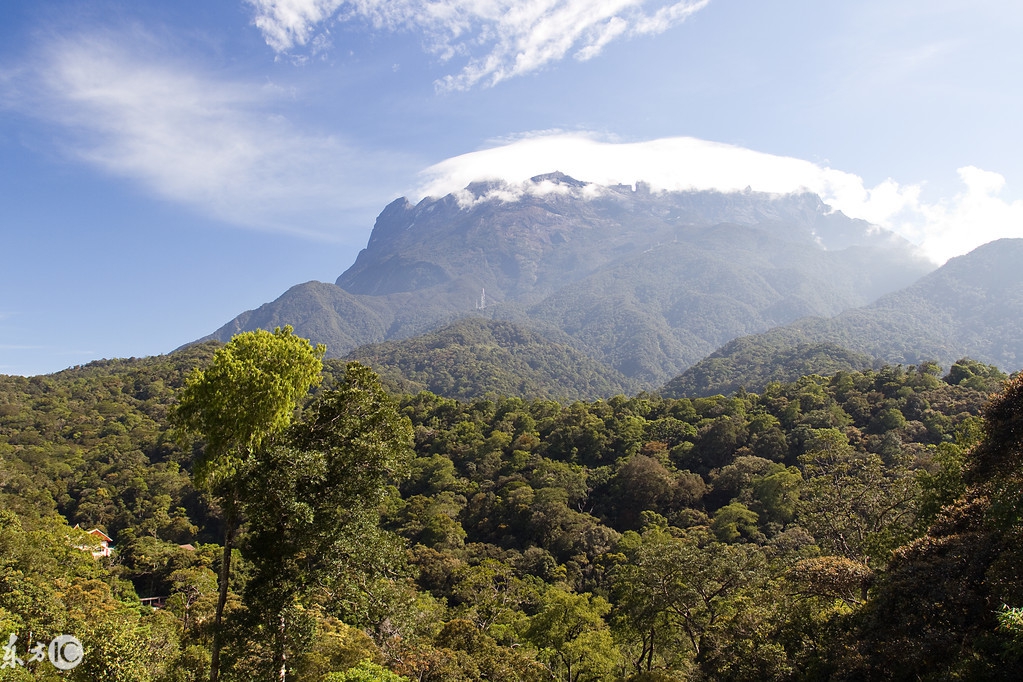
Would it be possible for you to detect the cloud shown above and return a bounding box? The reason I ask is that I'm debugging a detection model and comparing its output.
[415,133,905,204]
[246,0,710,89]
[1,31,414,238]
[905,167,1023,263]
[413,132,1023,263]
[250,0,346,53]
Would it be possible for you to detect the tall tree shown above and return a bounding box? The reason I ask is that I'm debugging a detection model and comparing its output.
[796,428,918,568]
[610,522,770,676]
[242,362,415,681]
[524,586,619,682]
[172,326,325,682]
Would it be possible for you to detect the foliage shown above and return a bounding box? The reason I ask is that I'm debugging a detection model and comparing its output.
[0,510,177,681]
[944,357,1008,393]
[524,586,620,681]
[173,326,325,490]
[324,660,409,682]
[343,318,640,401]
[797,436,918,567]
[662,341,878,398]
[831,373,1023,679]
[171,326,325,682]
[3,350,1021,680]
[0,341,216,537]
[241,362,414,679]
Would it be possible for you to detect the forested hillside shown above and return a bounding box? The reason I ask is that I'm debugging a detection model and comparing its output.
[342,318,640,400]
[661,341,881,398]
[686,239,1023,383]
[2,343,1022,680]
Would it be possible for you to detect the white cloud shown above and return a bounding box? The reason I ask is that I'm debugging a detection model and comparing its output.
[250,0,346,53]
[246,0,710,89]
[413,132,1023,263]
[416,133,895,201]
[907,167,1023,263]
[3,31,413,238]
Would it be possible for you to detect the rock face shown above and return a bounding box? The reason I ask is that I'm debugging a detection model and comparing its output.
[203,173,934,386]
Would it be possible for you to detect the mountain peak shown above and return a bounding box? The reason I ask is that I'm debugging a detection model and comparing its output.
[528,171,588,187]
[208,183,937,387]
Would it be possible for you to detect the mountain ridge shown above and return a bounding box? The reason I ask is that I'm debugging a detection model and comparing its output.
[201,173,933,386]
[666,238,1023,395]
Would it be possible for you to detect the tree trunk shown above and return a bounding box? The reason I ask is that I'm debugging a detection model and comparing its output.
[209,507,237,682]
[646,625,655,671]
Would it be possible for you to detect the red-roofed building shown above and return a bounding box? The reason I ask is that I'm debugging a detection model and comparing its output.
[74,526,113,558]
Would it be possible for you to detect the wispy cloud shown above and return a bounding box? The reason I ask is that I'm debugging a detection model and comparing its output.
[413,132,1023,263]
[1,30,414,238]
[246,0,710,89]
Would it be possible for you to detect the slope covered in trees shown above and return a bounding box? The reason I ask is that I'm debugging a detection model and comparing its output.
[0,341,218,535]
[342,317,640,400]
[2,343,1022,680]
[661,341,880,398]
[682,238,1023,381]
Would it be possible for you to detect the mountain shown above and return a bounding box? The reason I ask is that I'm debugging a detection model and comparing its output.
[665,238,1023,395]
[203,173,933,385]
[341,317,640,400]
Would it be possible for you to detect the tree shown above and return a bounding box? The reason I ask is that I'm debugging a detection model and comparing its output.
[172,326,324,682]
[795,429,918,567]
[0,510,174,681]
[711,502,761,543]
[606,455,677,530]
[324,660,409,682]
[832,375,1023,679]
[944,358,1007,393]
[610,523,769,676]
[242,362,414,681]
[524,586,619,682]
[449,559,526,635]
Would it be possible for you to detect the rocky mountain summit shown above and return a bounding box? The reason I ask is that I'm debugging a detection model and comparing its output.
[205,173,933,386]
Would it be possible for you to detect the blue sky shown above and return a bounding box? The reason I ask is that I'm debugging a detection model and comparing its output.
[2,0,1022,376]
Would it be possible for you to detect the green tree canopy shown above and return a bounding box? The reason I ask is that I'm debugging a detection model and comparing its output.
[173,325,325,490]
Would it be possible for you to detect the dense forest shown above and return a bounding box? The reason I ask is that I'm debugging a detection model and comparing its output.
[660,341,880,398]
[2,334,1022,681]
